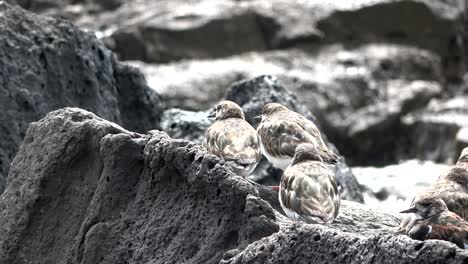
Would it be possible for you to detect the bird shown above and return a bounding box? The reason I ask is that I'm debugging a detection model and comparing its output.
[399,147,468,233]
[256,103,337,170]
[279,143,340,224]
[203,100,261,178]
[397,196,468,249]
[455,147,468,167]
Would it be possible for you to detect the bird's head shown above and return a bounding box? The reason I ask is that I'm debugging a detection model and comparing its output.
[208,100,245,121]
[292,143,323,164]
[400,196,447,220]
[457,147,468,165]
[259,103,288,121]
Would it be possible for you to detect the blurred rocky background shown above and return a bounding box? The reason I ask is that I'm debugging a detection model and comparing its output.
[7,0,467,210]
[2,0,468,262]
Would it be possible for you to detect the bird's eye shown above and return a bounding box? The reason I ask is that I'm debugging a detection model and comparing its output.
[420,202,429,207]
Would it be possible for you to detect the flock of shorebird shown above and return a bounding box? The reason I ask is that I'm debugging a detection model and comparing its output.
[202,100,468,249]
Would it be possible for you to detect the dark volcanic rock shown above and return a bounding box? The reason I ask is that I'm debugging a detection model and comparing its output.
[0,108,278,263]
[113,61,162,133]
[399,96,468,164]
[223,218,468,264]
[160,108,212,144]
[0,2,161,192]
[2,108,467,263]
[86,1,270,63]
[224,75,364,203]
[68,0,465,80]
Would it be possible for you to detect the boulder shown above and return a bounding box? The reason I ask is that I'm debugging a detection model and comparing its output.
[2,107,468,264]
[83,1,270,62]
[399,96,468,163]
[0,2,162,192]
[160,108,212,144]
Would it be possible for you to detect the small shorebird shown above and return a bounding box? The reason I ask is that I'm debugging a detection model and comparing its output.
[279,143,340,224]
[256,103,337,170]
[399,147,468,234]
[203,100,261,177]
[397,196,468,249]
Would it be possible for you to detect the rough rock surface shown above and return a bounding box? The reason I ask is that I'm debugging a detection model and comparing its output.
[0,108,279,263]
[0,2,161,192]
[2,108,468,264]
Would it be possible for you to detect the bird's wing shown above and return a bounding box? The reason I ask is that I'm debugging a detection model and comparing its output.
[261,119,325,158]
[424,212,468,248]
[425,224,468,249]
[407,223,432,241]
[296,114,328,149]
[203,122,229,156]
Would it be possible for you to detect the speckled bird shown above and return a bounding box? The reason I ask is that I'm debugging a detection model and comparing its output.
[399,147,468,234]
[203,100,261,178]
[256,103,337,170]
[397,196,468,249]
[279,143,340,224]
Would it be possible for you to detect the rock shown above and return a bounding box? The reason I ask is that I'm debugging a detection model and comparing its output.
[63,0,464,80]
[353,160,450,213]
[135,43,442,109]
[223,213,468,264]
[160,108,212,144]
[0,108,278,263]
[135,45,443,166]
[224,75,364,203]
[113,61,163,133]
[340,80,441,165]
[0,2,162,192]
[314,0,466,81]
[16,0,123,20]
[399,96,468,163]
[2,107,468,264]
[85,1,270,62]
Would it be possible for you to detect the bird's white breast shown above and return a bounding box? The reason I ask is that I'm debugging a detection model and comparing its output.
[259,141,291,170]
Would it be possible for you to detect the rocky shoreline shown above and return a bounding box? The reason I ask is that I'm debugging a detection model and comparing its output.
[1,0,468,263]
[2,108,467,263]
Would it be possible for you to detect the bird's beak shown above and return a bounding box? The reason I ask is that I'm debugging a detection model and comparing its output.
[400,207,417,214]
[254,115,262,120]
[207,111,216,119]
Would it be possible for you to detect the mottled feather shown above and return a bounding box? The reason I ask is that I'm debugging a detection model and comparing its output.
[203,114,261,177]
[280,161,340,224]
